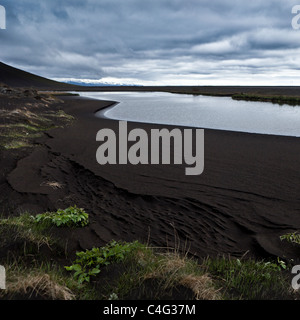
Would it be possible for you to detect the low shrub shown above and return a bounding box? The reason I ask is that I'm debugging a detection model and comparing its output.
[32,205,89,228]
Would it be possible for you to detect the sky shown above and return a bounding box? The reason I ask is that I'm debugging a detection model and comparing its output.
[1,0,300,86]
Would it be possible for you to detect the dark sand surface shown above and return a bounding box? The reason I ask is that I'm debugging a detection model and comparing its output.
[5,93,300,262]
[1,61,300,261]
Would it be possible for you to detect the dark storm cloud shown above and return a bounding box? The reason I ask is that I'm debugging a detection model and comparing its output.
[1,0,300,84]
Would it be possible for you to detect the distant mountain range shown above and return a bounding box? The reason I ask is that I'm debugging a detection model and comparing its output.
[0,61,144,90]
[64,81,142,87]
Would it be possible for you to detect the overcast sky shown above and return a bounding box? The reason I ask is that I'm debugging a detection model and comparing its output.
[1,0,300,85]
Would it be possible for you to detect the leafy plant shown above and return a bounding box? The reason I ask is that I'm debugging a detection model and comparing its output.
[280,232,300,245]
[262,258,287,272]
[65,241,142,284]
[32,205,89,228]
[108,293,119,300]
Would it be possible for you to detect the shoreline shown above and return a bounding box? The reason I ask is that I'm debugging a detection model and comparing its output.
[90,91,300,138]
[5,93,300,261]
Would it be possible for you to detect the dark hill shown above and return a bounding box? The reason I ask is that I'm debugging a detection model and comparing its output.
[0,62,79,90]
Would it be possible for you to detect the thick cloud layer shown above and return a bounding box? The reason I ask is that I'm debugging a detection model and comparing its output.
[1,0,300,85]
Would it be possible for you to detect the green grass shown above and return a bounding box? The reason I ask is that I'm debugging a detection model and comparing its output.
[202,255,291,300]
[97,247,294,300]
[1,210,298,300]
[0,123,44,132]
[0,206,89,256]
[41,110,75,122]
[109,247,222,300]
[2,140,33,150]
[64,241,222,300]
[0,258,101,300]
[0,212,55,253]
[0,106,74,150]
[0,209,99,300]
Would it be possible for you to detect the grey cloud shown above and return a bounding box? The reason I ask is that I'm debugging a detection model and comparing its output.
[0,0,300,84]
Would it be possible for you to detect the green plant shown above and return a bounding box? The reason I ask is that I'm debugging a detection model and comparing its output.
[108,293,119,300]
[0,260,76,300]
[202,256,289,299]
[65,241,142,284]
[262,258,287,272]
[0,257,104,300]
[32,205,89,228]
[0,212,55,252]
[280,232,300,245]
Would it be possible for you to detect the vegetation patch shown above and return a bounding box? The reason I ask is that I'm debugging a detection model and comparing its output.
[0,212,55,255]
[0,258,92,300]
[133,250,222,300]
[2,140,33,150]
[65,241,142,284]
[232,93,300,106]
[32,205,89,228]
[280,232,300,245]
[43,109,74,122]
[202,255,291,300]
[1,207,299,300]
[0,86,74,150]
[1,267,74,300]
[65,242,221,300]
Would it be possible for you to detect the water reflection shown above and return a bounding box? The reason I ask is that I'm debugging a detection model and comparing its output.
[78,91,300,137]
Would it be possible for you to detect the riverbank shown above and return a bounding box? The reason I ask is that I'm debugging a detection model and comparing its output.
[2,90,299,261]
[1,82,300,300]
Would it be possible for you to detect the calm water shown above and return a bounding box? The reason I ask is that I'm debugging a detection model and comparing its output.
[77,91,300,137]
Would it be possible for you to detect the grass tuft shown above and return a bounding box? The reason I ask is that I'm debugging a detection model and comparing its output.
[202,255,292,300]
[0,212,55,254]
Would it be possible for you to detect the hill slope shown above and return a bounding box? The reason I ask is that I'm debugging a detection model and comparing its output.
[0,62,79,90]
